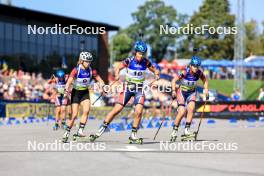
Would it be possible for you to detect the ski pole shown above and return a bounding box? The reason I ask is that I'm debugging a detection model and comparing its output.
[195,95,209,140]
[153,99,173,140]
[92,80,117,105]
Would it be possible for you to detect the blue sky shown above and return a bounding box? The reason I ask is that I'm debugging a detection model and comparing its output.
[10,0,264,31]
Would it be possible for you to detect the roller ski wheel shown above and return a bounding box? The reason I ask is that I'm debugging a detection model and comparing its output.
[170,136,177,142]
[181,133,196,142]
[72,134,87,142]
[62,136,68,143]
[62,133,69,143]
[128,137,143,144]
[89,134,98,142]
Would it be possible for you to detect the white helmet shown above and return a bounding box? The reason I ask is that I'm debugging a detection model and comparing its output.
[79,51,93,61]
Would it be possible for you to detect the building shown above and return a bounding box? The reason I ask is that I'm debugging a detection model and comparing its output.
[0,4,119,80]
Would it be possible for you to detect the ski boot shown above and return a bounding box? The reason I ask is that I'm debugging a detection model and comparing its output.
[53,123,59,131]
[73,130,87,142]
[128,130,143,144]
[181,128,196,141]
[62,131,70,143]
[89,123,108,142]
[61,121,67,130]
[170,129,178,142]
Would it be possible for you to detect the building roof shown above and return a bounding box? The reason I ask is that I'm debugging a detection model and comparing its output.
[0,4,119,31]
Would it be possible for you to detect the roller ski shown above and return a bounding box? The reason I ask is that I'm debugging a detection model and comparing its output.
[170,126,178,142]
[62,131,70,143]
[128,128,143,144]
[181,128,196,141]
[89,134,99,142]
[72,131,87,142]
[128,137,143,144]
[89,122,109,142]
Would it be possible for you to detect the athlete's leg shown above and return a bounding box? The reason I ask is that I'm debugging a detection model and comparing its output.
[130,103,144,140]
[67,103,79,128]
[132,104,144,128]
[55,106,61,123]
[67,105,72,120]
[173,89,187,127]
[76,99,91,136]
[129,89,145,142]
[90,89,132,141]
[62,103,79,142]
[60,105,66,128]
[184,92,197,135]
[170,89,187,141]
[105,104,124,124]
[54,96,61,128]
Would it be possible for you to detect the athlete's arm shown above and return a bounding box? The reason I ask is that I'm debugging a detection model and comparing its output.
[93,70,105,87]
[65,68,77,92]
[172,70,185,91]
[148,66,160,80]
[114,60,127,80]
[172,76,181,94]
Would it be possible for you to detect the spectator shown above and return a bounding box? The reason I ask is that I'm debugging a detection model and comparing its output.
[257,88,264,101]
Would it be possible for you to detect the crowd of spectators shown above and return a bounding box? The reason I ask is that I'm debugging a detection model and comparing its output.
[0,68,54,101]
[1,65,263,103]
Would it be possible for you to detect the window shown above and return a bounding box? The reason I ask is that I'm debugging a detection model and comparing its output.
[65,34,72,49]
[21,40,28,54]
[14,40,21,54]
[0,38,4,54]
[21,25,28,42]
[72,34,79,50]
[5,39,12,55]
[13,24,21,41]
[5,22,12,40]
[0,22,4,39]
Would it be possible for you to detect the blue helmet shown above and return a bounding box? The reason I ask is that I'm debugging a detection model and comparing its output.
[134,41,147,53]
[190,56,201,66]
[56,70,65,78]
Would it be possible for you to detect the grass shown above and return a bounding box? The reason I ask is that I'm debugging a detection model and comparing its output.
[198,79,264,100]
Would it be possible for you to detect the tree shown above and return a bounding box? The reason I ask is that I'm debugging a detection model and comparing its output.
[123,0,182,62]
[180,0,235,59]
[244,19,263,56]
[110,32,133,61]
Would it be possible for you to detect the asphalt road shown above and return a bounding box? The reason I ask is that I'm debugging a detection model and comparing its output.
[0,118,263,176]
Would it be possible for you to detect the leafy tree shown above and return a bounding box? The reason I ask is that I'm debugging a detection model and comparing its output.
[180,0,235,59]
[119,0,182,62]
[245,19,263,56]
[110,32,133,61]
